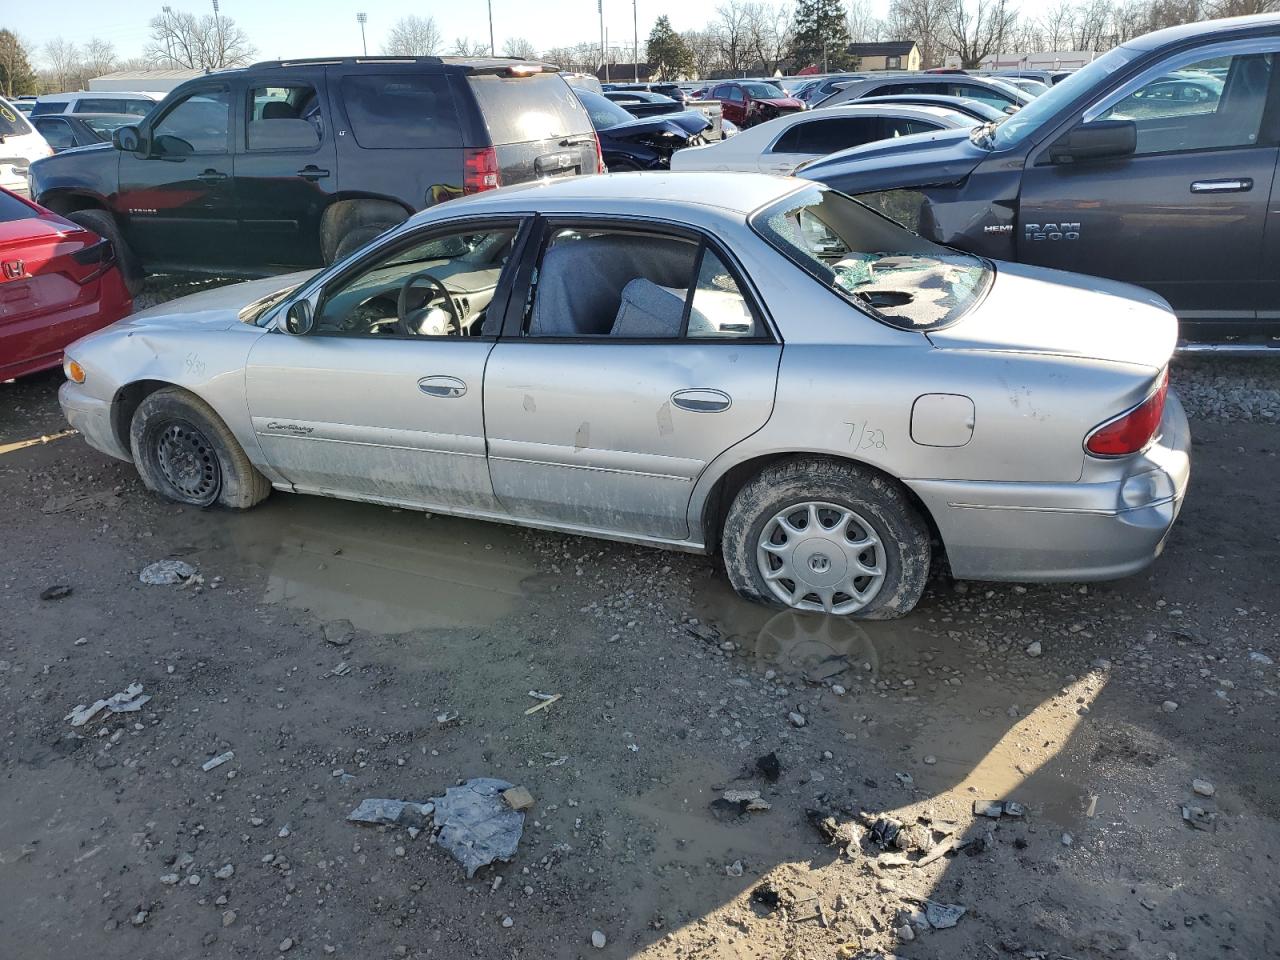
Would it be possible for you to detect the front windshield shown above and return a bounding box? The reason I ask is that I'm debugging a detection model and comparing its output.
[577,90,636,129]
[743,82,785,98]
[752,186,991,331]
[989,46,1139,150]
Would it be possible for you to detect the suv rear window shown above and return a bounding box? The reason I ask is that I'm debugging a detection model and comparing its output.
[467,73,592,144]
[341,75,463,149]
[74,98,154,115]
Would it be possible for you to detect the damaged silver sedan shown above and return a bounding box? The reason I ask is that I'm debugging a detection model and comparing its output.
[59,173,1190,618]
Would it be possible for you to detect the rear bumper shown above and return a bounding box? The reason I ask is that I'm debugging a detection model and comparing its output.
[59,380,131,462]
[908,391,1191,582]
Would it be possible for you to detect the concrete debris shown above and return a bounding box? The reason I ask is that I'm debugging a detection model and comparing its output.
[430,778,525,877]
[788,711,806,727]
[726,859,744,877]
[1249,651,1274,666]
[323,620,355,646]
[722,789,771,811]
[214,864,234,879]
[974,799,1025,819]
[65,682,152,727]
[201,751,235,772]
[502,786,535,812]
[1192,779,1216,797]
[1161,700,1180,713]
[1025,641,1043,658]
[329,661,351,678]
[139,559,198,585]
[923,900,966,929]
[347,798,435,828]
[1182,805,1217,831]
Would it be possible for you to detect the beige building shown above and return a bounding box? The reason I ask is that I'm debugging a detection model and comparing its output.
[847,41,921,72]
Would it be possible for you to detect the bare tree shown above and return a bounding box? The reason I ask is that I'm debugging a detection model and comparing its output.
[1205,0,1278,13]
[945,0,1020,68]
[43,38,81,92]
[742,2,794,74]
[847,0,885,43]
[1037,0,1076,48]
[682,29,721,78]
[383,15,442,56]
[502,36,538,59]
[710,1,755,74]
[885,0,951,68]
[450,37,493,57]
[144,7,255,70]
[82,38,118,80]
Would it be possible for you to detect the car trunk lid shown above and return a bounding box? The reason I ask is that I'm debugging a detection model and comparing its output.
[927,261,1177,370]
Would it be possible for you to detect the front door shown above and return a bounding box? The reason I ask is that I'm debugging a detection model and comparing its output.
[245,218,527,510]
[1018,46,1280,334]
[235,73,338,267]
[485,220,781,542]
[116,82,238,267]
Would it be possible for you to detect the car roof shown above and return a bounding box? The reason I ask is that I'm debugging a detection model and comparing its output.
[36,91,159,101]
[245,55,557,74]
[818,102,969,120]
[1125,11,1280,50]
[414,171,805,219]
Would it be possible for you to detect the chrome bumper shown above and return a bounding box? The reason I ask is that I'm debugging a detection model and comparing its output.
[908,391,1191,582]
[59,380,132,462]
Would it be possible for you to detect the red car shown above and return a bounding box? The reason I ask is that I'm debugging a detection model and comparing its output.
[0,188,132,380]
[706,80,806,129]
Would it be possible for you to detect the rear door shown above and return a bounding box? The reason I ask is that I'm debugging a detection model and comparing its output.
[1018,42,1280,334]
[234,71,338,267]
[464,71,599,186]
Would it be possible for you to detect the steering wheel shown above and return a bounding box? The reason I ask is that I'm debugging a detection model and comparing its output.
[397,271,461,336]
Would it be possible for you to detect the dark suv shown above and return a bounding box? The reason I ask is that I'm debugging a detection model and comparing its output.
[29,57,602,292]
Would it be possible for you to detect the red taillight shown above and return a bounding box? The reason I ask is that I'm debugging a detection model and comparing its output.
[463,147,501,195]
[593,133,606,174]
[1085,369,1169,457]
[68,238,116,284]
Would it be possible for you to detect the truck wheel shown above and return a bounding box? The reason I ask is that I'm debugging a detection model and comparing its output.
[721,457,931,619]
[129,387,271,510]
[332,222,397,264]
[65,209,143,297]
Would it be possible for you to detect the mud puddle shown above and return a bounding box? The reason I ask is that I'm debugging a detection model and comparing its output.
[693,578,1099,828]
[191,495,539,633]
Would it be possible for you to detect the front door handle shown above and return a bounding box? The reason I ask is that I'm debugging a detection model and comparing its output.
[198,169,228,182]
[671,388,732,413]
[298,165,330,181]
[1190,178,1252,193]
[418,376,467,398]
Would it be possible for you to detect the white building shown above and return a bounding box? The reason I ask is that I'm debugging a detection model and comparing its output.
[89,69,207,94]
[944,50,1100,71]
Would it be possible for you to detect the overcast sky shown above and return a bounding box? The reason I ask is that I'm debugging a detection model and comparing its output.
[8,0,1061,65]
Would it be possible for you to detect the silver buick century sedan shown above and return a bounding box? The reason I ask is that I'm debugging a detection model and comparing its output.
[59,173,1190,619]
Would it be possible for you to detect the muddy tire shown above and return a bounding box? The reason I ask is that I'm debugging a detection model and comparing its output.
[332,223,396,264]
[65,209,143,297]
[129,387,271,510]
[721,457,931,620]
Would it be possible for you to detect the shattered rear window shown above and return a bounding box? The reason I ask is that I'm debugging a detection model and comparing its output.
[751,185,991,331]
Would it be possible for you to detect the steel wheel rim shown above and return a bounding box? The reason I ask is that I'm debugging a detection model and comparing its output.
[756,501,886,615]
[155,420,220,504]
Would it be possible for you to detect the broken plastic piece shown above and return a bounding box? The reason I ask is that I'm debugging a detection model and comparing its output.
[347,798,435,827]
[65,682,151,727]
[201,751,234,772]
[139,559,198,585]
[430,777,525,877]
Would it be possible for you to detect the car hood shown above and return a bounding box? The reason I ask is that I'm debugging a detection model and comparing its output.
[929,261,1176,370]
[603,116,700,141]
[123,271,319,332]
[801,127,985,192]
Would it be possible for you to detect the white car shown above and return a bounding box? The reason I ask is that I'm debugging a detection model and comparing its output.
[670,103,971,175]
[30,91,162,118]
[0,98,53,197]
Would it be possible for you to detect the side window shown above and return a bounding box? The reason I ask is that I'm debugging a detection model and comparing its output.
[35,118,76,150]
[525,227,758,340]
[951,83,1013,107]
[248,83,323,150]
[882,118,940,138]
[340,75,462,149]
[809,117,885,153]
[151,89,231,156]
[1097,52,1272,156]
[314,225,518,338]
[729,86,746,102]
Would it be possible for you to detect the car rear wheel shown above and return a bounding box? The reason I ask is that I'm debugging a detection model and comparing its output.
[129,387,271,510]
[65,209,143,297]
[332,223,397,264]
[721,457,931,619]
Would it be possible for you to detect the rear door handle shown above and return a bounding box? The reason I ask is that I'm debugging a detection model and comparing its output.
[1190,178,1252,193]
[418,376,467,398]
[198,169,228,182]
[298,165,330,181]
[671,388,731,412]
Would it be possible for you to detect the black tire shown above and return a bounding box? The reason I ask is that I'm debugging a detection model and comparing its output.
[65,209,143,297]
[721,457,931,620]
[129,387,271,510]
[332,223,396,264]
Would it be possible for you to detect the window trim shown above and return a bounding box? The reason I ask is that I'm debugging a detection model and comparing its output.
[499,213,779,345]
[146,82,234,157]
[279,215,532,341]
[244,80,325,154]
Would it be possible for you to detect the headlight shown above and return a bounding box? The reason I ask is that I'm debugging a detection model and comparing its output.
[64,358,86,384]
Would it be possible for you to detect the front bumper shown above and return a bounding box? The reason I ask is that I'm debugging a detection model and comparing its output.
[59,380,131,462]
[908,391,1191,582]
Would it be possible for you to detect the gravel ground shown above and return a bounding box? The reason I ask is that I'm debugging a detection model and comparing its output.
[1171,358,1280,423]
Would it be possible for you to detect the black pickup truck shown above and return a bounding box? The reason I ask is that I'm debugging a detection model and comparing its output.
[802,14,1280,348]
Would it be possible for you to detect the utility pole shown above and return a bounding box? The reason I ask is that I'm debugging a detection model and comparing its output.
[632,0,639,82]
[599,0,605,81]
[356,12,367,56]
[162,5,174,66]
[488,0,495,57]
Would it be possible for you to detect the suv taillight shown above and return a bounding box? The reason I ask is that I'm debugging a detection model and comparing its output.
[593,134,606,174]
[1085,369,1168,457]
[463,147,501,195]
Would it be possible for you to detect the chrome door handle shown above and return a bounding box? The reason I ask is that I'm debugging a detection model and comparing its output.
[418,376,467,398]
[297,165,330,181]
[1190,178,1252,193]
[198,169,228,182]
[671,388,731,413]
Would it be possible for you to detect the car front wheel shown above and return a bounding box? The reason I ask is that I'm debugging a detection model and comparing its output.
[129,387,271,509]
[721,457,931,619]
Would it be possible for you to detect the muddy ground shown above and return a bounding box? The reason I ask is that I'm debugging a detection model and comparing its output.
[2,315,1278,959]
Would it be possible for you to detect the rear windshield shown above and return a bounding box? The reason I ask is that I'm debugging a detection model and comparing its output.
[0,190,34,222]
[742,82,785,98]
[74,98,154,116]
[752,185,991,331]
[341,75,463,149]
[468,73,593,144]
[0,101,33,137]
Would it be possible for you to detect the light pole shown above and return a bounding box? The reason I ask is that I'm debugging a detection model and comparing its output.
[488,0,495,57]
[211,0,222,67]
[356,12,367,56]
[598,0,605,81]
[632,0,638,82]
[162,5,174,66]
